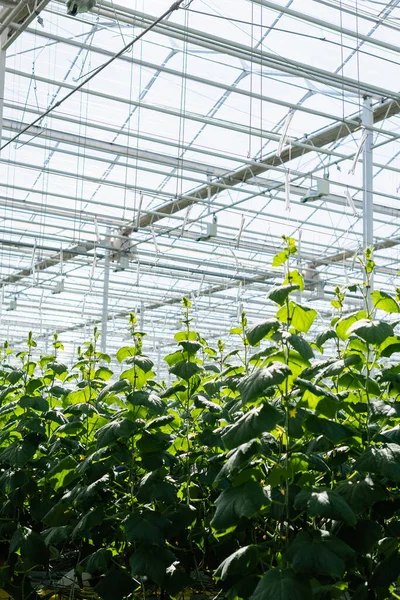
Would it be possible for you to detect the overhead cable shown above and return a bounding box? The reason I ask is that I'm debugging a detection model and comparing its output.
[0,0,185,152]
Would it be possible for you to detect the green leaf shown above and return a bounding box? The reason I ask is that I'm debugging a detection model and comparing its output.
[0,439,37,467]
[211,480,269,529]
[19,395,49,412]
[72,506,103,539]
[249,568,312,600]
[315,354,362,380]
[272,251,288,267]
[47,361,68,375]
[287,334,314,360]
[284,270,305,291]
[126,355,154,373]
[96,419,136,449]
[129,546,176,585]
[41,525,72,546]
[124,510,170,546]
[94,367,114,381]
[128,390,164,414]
[371,290,400,313]
[170,360,202,381]
[294,489,356,525]
[239,363,291,404]
[164,350,185,366]
[246,319,280,346]
[81,549,112,573]
[287,530,353,577]
[370,553,400,589]
[216,439,261,481]
[222,403,284,450]
[316,329,338,348]
[116,346,136,362]
[97,379,130,402]
[347,319,394,346]
[305,415,355,444]
[336,310,367,341]
[355,443,400,480]
[20,529,49,566]
[178,340,202,355]
[277,302,317,333]
[215,545,259,581]
[268,284,300,306]
[47,456,78,491]
[6,369,24,384]
[94,569,136,600]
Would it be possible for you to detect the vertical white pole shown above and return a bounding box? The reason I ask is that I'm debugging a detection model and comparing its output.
[0,32,7,149]
[101,231,110,354]
[362,96,374,307]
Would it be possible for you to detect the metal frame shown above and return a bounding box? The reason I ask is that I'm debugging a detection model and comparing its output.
[1,0,400,367]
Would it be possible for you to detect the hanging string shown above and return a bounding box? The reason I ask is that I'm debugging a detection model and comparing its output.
[248,0,255,159]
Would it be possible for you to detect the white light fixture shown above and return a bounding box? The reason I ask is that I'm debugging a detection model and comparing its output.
[300,178,330,204]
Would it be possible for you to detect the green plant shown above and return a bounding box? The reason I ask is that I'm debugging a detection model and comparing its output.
[1,239,400,599]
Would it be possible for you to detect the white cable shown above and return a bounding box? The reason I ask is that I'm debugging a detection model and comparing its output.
[276,109,294,158]
[285,170,291,211]
[31,239,37,285]
[136,192,143,230]
[236,214,245,247]
[151,227,160,254]
[345,187,359,217]
[348,129,367,175]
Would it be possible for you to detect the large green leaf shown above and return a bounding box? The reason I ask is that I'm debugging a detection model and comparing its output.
[371,290,400,313]
[315,354,362,380]
[129,546,176,585]
[126,355,154,373]
[246,319,280,346]
[0,439,37,467]
[305,415,355,444]
[316,329,338,348]
[336,311,367,341]
[211,480,269,530]
[19,529,49,567]
[128,390,164,414]
[96,418,136,449]
[239,363,291,404]
[72,506,104,539]
[116,346,136,362]
[123,511,170,546]
[81,549,112,573]
[94,569,136,600]
[277,301,317,333]
[370,553,400,589]
[287,334,314,361]
[47,456,78,491]
[347,319,394,346]
[355,443,400,481]
[19,395,49,412]
[294,489,356,525]
[287,530,353,577]
[268,284,300,306]
[249,568,312,600]
[170,360,203,381]
[222,403,283,450]
[335,475,386,513]
[41,525,72,546]
[215,545,259,581]
[216,439,261,481]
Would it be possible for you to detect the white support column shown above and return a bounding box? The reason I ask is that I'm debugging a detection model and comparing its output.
[0,32,6,149]
[362,95,374,307]
[101,232,111,354]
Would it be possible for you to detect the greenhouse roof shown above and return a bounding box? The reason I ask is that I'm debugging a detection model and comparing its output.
[1,0,400,365]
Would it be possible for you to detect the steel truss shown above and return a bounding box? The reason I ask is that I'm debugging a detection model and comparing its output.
[1,0,400,367]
